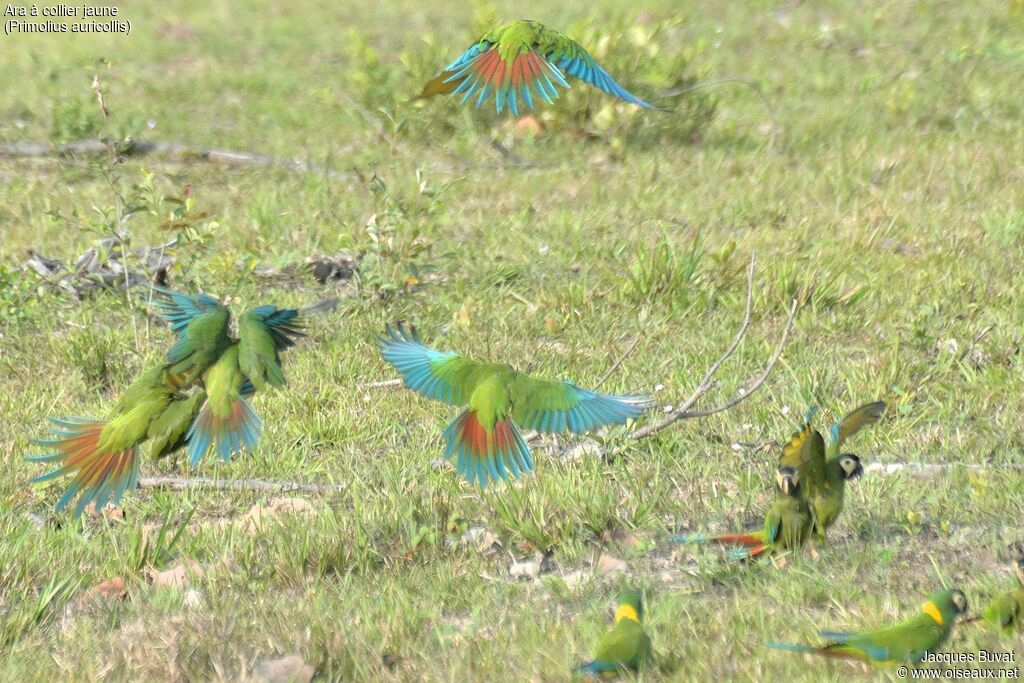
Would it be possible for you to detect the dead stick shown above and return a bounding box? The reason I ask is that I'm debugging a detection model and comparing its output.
[137,476,347,493]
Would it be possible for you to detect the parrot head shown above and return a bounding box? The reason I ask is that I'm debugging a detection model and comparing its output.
[923,589,968,625]
[838,453,864,480]
[614,590,644,623]
[776,466,800,496]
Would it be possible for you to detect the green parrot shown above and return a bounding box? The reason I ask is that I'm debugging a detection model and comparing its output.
[378,324,649,486]
[238,299,334,392]
[185,343,261,465]
[419,20,656,115]
[152,289,334,463]
[576,590,653,677]
[779,402,884,540]
[737,465,814,559]
[151,287,231,385]
[768,588,969,664]
[975,557,1024,635]
[675,448,814,560]
[27,365,203,515]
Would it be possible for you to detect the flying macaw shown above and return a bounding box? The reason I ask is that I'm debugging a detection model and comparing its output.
[974,557,1024,635]
[675,451,814,559]
[418,20,656,115]
[377,324,649,486]
[26,365,203,515]
[151,287,231,385]
[149,289,334,463]
[576,590,653,677]
[778,402,884,540]
[768,588,969,664]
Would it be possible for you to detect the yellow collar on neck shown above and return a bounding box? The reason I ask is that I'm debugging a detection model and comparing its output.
[922,601,943,625]
[615,604,640,623]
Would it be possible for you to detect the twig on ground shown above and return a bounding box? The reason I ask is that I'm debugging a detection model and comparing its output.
[0,139,353,179]
[865,462,1024,476]
[137,476,347,493]
[362,378,403,389]
[629,256,798,440]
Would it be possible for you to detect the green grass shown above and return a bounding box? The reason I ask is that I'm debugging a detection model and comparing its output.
[2,0,1024,680]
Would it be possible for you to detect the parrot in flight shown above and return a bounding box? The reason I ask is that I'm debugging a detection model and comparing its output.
[151,288,334,465]
[27,288,332,514]
[675,439,815,559]
[971,556,1024,635]
[768,588,968,664]
[418,20,656,115]
[778,401,884,541]
[26,365,204,516]
[377,323,649,486]
[576,590,653,677]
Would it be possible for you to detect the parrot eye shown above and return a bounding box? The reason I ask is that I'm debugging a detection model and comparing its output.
[951,592,967,612]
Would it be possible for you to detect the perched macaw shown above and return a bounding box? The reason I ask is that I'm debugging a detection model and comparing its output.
[576,590,653,677]
[378,324,649,486]
[26,365,202,515]
[419,20,656,115]
[675,462,813,559]
[778,402,883,540]
[768,588,968,664]
[977,557,1024,635]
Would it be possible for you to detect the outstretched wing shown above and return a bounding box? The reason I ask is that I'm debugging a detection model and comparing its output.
[241,305,305,350]
[545,34,656,109]
[377,324,485,405]
[827,401,886,457]
[149,287,224,339]
[150,287,230,379]
[423,41,571,115]
[779,423,827,492]
[509,374,649,434]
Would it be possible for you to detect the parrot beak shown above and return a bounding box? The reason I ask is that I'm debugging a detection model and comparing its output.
[776,467,799,496]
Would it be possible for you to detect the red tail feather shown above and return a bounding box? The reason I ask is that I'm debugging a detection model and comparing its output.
[30,420,140,514]
[711,533,766,548]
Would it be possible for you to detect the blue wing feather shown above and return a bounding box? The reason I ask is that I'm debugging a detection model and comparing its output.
[378,324,464,405]
[553,54,654,109]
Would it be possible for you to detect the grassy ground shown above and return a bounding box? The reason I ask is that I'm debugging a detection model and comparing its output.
[2,0,1024,680]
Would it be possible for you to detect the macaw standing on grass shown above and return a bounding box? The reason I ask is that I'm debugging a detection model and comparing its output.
[778,401,884,540]
[576,590,653,677]
[27,288,333,514]
[419,20,657,115]
[768,589,969,664]
[971,557,1024,635]
[378,323,649,486]
[675,437,815,560]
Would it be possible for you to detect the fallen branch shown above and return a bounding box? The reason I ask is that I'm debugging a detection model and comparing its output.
[629,256,798,440]
[137,476,347,493]
[362,378,403,389]
[864,462,1024,476]
[0,139,353,178]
